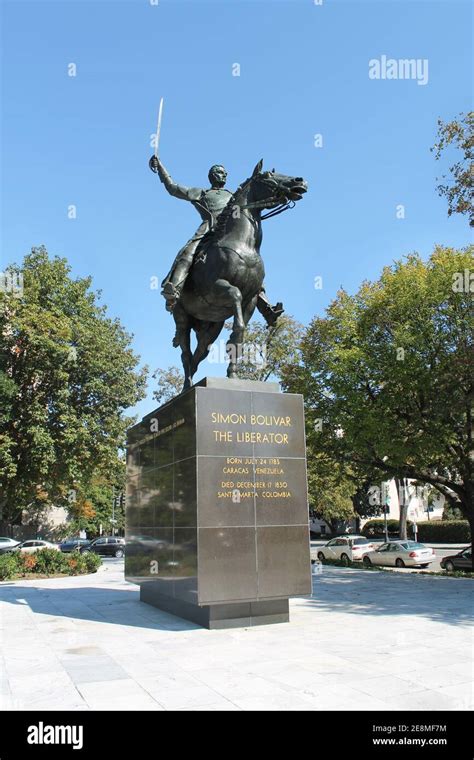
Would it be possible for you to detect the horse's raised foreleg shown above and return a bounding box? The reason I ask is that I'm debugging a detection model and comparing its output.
[172,304,193,391]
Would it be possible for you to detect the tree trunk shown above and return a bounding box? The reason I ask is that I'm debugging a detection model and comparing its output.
[329,518,341,536]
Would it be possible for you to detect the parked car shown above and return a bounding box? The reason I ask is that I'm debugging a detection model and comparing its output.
[440,548,472,572]
[363,540,435,568]
[80,536,125,558]
[127,535,169,552]
[316,535,375,565]
[59,538,91,553]
[16,540,60,554]
[0,537,21,553]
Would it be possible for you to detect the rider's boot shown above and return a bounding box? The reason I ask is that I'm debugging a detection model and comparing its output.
[161,282,181,312]
[256,290,284,327]
[161,258,192,311]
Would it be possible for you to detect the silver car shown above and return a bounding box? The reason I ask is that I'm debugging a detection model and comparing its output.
[363,540,435,568]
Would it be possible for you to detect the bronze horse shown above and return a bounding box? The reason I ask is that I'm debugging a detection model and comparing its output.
[172,160,307,389]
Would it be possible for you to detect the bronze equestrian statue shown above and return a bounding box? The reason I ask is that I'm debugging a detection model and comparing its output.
[149,155,307,390]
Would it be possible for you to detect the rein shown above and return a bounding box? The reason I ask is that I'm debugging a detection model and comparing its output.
[238,190,296,220]
[261,200,295,219]
[214,174,297,238]
[231,175,297,221]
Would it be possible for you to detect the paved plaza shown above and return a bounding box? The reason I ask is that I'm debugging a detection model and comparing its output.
[1,562,472,711]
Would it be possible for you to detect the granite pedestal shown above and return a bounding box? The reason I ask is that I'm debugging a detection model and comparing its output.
[125,377,311,628]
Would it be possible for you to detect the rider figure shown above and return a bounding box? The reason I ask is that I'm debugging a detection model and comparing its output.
[149,155,283,325]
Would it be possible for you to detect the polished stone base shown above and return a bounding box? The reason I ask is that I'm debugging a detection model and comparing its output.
[127,377,311,630]
[140,584,289,629]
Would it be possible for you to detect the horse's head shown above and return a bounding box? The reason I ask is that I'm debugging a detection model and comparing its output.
[248,159,308,209]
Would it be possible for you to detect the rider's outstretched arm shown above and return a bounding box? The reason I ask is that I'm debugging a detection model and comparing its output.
[149,156,202,202]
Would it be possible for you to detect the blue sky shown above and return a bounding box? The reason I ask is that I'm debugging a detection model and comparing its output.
[1,0,472,419]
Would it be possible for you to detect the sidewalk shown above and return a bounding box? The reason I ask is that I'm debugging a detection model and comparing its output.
[1,562,472,711]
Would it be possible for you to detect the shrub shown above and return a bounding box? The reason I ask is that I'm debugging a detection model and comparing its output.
[22,553,38,572]
[78,551,101,574]
[0,548,102,581]
[362,519,470,543]
[66,554,81,575]
[416,520,470,543]
[443,504,464,521]
[0,552,21,581]
[32,548,67,575]
[362,519,410,537]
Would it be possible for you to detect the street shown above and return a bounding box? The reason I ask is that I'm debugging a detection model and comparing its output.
[310,540,470,572]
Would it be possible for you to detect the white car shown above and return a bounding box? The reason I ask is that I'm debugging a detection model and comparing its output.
[0,537,21,553]
[16,540,60,554]
[316,535,375,565]
[363,540,435,568]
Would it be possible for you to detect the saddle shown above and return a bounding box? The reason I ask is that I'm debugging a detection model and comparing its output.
[193,228,216,265]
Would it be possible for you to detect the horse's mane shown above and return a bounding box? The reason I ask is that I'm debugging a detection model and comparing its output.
[212,175,253,236]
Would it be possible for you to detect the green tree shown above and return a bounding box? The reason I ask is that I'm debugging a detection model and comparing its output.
[0,370,17,491]
[432,111,474,226]
[351,478,384,519]
[65,467,126,538]
[0,247,147,532]
[152,365,183,405]
[283,246,473,560]
[442,502,464,521]
[306,448,356,533]
[228,314,304,382]
[151,316,303,403]
[291,394,385,532]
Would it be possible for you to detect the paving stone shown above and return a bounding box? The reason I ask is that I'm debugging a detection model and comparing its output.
[1,562,472,711]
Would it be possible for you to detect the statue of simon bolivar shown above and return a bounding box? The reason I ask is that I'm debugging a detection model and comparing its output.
[149,155,283,326]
